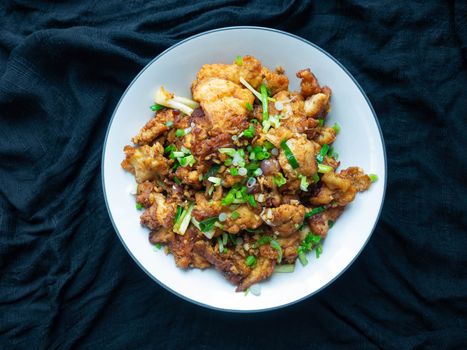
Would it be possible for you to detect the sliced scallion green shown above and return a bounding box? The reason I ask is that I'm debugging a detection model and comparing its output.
[275,264,295,273]
[318,164,333,173]
[280,139,299,169]
[304,206,325,219]
[369,174,378,183]
[245,255,256,267]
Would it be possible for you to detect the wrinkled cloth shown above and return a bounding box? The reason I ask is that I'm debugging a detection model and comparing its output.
[1,1,466,349]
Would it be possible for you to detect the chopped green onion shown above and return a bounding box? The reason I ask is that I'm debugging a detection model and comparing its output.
[172,151,185,158]
[150,104,165,111]
[312,173,320,183]
[299,175,309,191]
[136,203,143,210]
[238,167,247,176]
[245,255,256,267]
[224,158,233,166]
[304,206,325,219]
[179,155,196,167]
[328,147,339,160]
[270,240,282,263]
[369,174,378,183]
[230,167,239,176]
[318,164,333,173]
[316,144,329,164]
[298,251,308,266]
[328,220,335,228]
[221,188,236,206]
[173,203,194,235]
[164,144,177,155]
[263,141,274,150]
[208,176,222,186]
[235,55,243,66]
[246,194,257,208]
[173,176,181,185]
[242,124,255,138]
[199,217,218,232]
[253,168,263,177]
[274,173,287,187]
[217,236,224,253]
[332,122,341,134]
[219,148,237,157]
[262,119,271,133]
[239,77,262,100]
[245,102,253,111]
[280,139,299,169]
[204,164,221,180]
[315,243,323,258]
[260,84,269,121]
[231,211,240,219]
[275,264,295,273]
[318,118,324,127]
[154,243,162,250]
[255,236,272,246]
[174,205,183,224]
[165,121,174,127]
[222,233,228,245]
[175,129,184,137]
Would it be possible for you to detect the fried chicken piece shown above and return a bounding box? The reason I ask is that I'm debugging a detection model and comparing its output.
[136,181,158,207]
[175,167,202,189]
[306,207,344,238]
[260,203,306,237]
[195,55,264,88]
[140,193,177,231]
[192,77,253,134]
[262,67,289,95]
[264,126,293,148]
[168,227,210,269]
[297,68,321,97]
[149,228,174,244]
[237,257,275,292]
[278,135,317,178]
[132,109,176,145]
[193,240,251,286]
[277,234,301,263]
[304,90,331,118]
[192,193,222,222]
[309,171,358,207]
[121,143,170,183]
[222,205,262,234]
[314,126,336,145]
[339,167,372,192]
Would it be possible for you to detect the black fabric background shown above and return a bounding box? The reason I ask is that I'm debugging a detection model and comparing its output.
[1,1,466,349]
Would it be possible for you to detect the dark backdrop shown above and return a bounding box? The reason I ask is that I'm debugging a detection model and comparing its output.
[1,1,466,349]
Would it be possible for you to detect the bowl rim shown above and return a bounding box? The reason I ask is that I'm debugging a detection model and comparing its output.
[101,25,388,313]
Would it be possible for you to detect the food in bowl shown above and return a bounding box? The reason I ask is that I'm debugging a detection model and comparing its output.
[121,55,375,292]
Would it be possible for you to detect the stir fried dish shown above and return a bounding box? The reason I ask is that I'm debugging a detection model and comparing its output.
[121,55,376,292]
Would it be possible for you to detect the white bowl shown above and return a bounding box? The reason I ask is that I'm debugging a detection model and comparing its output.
[102,26,387,312]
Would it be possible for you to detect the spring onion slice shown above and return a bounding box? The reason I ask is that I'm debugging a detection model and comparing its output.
[369,174,378,183]
[260,84,269,121]
[173,203,194,235]
[199,217,218,232]
[270,240,283,263]
[316,144,329,164]
[239,77,275,102]
[246,255,256,267]
[318,164,333,173]
[171,96,199,109]
[298,251,308,266]
[204,164,220,180]
[274,264,295,273]
[304,206,325,219]
[280,140,299,169]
